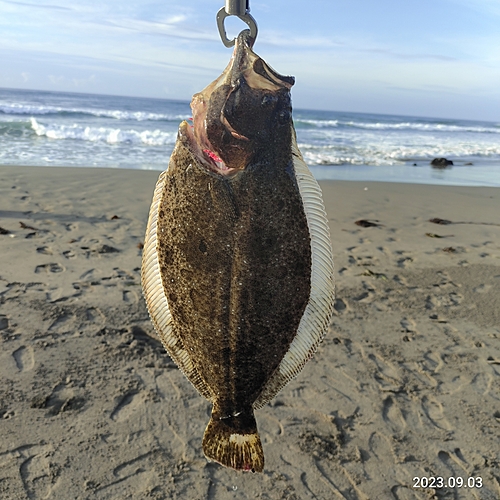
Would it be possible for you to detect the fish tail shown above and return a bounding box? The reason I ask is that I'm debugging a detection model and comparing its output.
[202,410,264,472]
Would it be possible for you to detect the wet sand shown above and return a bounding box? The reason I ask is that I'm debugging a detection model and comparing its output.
[1,166,499,499]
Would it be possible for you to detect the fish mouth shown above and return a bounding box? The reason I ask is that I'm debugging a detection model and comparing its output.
[184,30,295,177]
[181,119,235,176]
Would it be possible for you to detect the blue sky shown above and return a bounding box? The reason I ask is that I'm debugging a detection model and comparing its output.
[1,0,499,121]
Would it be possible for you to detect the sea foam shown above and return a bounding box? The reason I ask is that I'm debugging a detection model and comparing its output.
[1,103,187,122]
[3,88,500,174]
[30,118,176,146]
[294,118,500,134]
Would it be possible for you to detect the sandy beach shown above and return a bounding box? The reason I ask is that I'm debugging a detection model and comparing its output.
[0,165,499,500]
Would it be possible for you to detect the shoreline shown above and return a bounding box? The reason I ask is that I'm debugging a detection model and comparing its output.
[311,162,500,187]
[1,162,500,188]
[1,165,499,499]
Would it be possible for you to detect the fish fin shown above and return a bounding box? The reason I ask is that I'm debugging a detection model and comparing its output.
[202,411,264,472]
[254,130,335,409]
[142,169,212,401]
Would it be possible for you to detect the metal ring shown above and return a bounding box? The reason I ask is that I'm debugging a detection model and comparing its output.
[216,7,258,48]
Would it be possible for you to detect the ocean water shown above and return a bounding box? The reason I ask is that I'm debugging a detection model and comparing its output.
[1,87,500,186]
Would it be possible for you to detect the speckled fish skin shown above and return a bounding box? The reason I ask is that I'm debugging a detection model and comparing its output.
[142,30,335,473]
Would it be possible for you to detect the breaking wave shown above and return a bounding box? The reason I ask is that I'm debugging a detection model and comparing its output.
[30,118,176,146]
[298,141,500,167]
[2,88,500,174]
[0,103,188,122]
[294,118,500,134]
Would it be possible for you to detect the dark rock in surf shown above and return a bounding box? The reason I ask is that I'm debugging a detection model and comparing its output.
[431,158,453,168]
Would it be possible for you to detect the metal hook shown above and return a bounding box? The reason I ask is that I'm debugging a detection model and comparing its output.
[217,0,258,48]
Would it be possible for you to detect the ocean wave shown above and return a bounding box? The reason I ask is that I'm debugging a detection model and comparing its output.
[30,118,176,146]
[294,119,340,128]
[294,118,500,134]
[0,103,188,122]
[343,121,500,134]
[297,141,500,166]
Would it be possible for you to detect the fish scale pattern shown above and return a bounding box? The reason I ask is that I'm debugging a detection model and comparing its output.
[142,166,213,401]
[253,135,335,409]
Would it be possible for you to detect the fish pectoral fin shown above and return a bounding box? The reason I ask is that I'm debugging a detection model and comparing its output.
[202,410,264,473]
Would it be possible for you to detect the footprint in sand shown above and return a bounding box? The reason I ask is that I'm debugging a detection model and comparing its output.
[352,255,379,267]
[368,353,403,391]
[13,346,35,372]
[48,313,75,333]
[333,298,349,315]
[438,449,470,479]
[110,391,144,422]
[32,382,86,416]
[400,317,417,333]
[422,351,444,373]
[368,431,396,461]
[471,372,494,398]
[376,245,389,254]
[290,386,306,398]
[0,314,9,330]
[354,282,378,303]
[94,451,157,496]
[390,485,422,500]
[85,307,105,325]
[35,263,64,274]
[36,246,53,255]
[337,266,350,276]
[79,268,98,280]
[446,291,463,307]
[435,271,462,290]
[382,395,407,433]
[19,445,56,500]
[393,275,408,286]
[421,395,452,431]
[425,294,440,310]
[122,290,138,303]
[432,292,463,309]
[397,256,414,268]
[443,374,471,395]
[63,222,77,232]
[112,452,155,480]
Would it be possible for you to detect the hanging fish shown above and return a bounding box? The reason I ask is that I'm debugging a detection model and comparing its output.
[142,30,335,473]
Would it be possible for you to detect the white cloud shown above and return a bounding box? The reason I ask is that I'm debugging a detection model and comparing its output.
[73,74,96,87]
[1,0,499,120]
[100,17,216,41]
[47,73,96,88]
[164,14,186,24]
[1,0,72,10]
[259,32,342,49]
[48,74,65,84]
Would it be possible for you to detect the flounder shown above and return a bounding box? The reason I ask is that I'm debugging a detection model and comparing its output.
[142,30,335,472]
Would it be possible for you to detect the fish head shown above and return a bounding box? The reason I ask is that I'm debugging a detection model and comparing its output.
[183,30,295,176]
